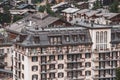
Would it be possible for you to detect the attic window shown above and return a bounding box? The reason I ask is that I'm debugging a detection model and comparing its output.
[80,35,85,41]
[72,35,78,42]
[49,37,62,44]
[34,37,40,43]
[65,35,70,42]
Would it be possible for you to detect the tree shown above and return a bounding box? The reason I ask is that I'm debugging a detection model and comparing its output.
[38,3,56,16]
[109,0,119,13]
[39,5,46,12]
[115,67,120,80]
[92,0,101,10]
[13,15,23,22]
[0,13,11,24]
[46,3,55,16]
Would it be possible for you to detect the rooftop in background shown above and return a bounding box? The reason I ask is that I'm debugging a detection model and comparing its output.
[77,9,90,14]
[77,1,88,5]
[62,8,80,14]
[51,2,68,9]
[17,4,35,9]
[71,18,120,29]
[6,13,61,32]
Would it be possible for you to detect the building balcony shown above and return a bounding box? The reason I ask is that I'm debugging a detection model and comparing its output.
[47,68,57,73]
[40,52,57,56]
[65,76,85,80]
[111,47,120,51]
[27,52,41,56]
[47,60,57,64]
[67,49,91,55]
[92,66,116,70]
[92,57,120,62]
[40,69,57,73]
[40,70,47,74]
[65,66,85,71]
[93,74,116,79]
[65,58,85,63]
[47,77,57,80]
[94,49,110,53]
[40,60,57,65]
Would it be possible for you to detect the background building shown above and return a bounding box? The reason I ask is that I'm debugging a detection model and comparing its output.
[5,12,120,80]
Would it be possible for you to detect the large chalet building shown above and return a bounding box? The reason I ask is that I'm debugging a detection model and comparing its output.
[6,12,120,80]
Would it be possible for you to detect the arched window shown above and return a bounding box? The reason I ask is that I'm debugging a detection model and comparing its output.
[96,32,99,43]
[104,31,107,43]
[100,31,103,43]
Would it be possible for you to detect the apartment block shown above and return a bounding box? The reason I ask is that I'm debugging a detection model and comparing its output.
[6,12,120,80]
[0,32,13,78]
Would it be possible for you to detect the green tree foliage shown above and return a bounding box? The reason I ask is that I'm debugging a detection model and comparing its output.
[109,0,119,13]
[38,3,55,16]
[39,5,46,12]
[115,67,120,80]
[0,13,11,24]
[32,0,43,4]
[92,0,101,10]
[46,3,55,16]
[13,15,23,22]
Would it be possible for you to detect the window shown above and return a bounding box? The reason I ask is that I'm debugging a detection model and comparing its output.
[32,74,38,80]
[85,62,91,67]
[85,53,91,58]
[15,53,17,57]
[58,64,64,69]
[32,56,38,62]
[34,37,40,43]
[41,56,46,63]
[50,37,54,44]
[49,73,55,78]
[41,65,46,71]
[49,55,55,61]
[41,74,46,79]
[22,55,24,61]
[73,35,78,42]
[58,72,64,78]
[80,35,85,41]
[22,64,24,70]
[85,71,91,76]
[58,55,64,60]
[22,73,24,79]
[32,66,38,71]
[49,37,61,44]
[0,49,4,54]
[19,54,21,61]
[49,64,55,69]
[100,31,103,43]
[7,48,9,53]
[65,36,70,42]
[104,31,107,43]
[96,32,99,43]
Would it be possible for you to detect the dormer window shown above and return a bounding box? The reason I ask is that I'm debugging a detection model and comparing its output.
[34,37,40,43]
[49,37,62,44]
[80,35,85,41]
[65,36,70,42]
[73,35,78,42]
